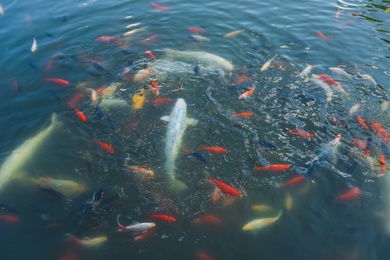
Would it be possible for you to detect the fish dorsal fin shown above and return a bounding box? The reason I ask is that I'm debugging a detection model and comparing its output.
[186,117,198,126]
[160,116,170,122]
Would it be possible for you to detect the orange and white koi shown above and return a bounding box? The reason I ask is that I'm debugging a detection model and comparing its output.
[145,50,156,60]
[223,29,245,39]
[238,84,256,99]
[260,54,277,71]
[67,234,107,247]
[254,164,290,172]
[150,81,160,96]
[117,215,155,232]
[208,176,240,197]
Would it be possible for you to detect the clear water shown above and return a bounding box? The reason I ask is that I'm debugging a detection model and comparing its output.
[0,0,390,259]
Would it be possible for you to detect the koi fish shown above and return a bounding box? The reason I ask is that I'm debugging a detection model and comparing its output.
[145,50,156,60]
[314,74,347,94]
[68,91,85,107]
[150,97,172,105]
[67,234,107,247]
[254,164,290,172]
[0,4,3,15]
[150,81,159,96]
[285,193,292,211]
[317,31,330,40]
[356,116,369,130]
[352,138,367,151]
[349,103,361,116]
[101,82,122,99]
[286,129,314,139]
[279,175,305,189]
[336,187,360,200]
[335,9,344,18]
[188,27,205,33]
[117,215,155,232]
[234,74,248,84]
[295,64,313,78]
[151,2,169,10]
[242,211,283,231]
[133,66,156,82]
[223,29,245,39]
[379,154,386,176]
[125,165,154,178]
[123,27,146,37]
[45,78,70,85]
[356,72,377,85]
[231,112,253,118]
[147,213,176,223]
[329,134,342,147]
[0,214,19,223]
[132,88,147,110]
[141,34,159,43]
[371,121,390,142]
[260,54,277,71]
[238,84,256,99]
[200,145,228,154]
[195,252,215,260]
[96,36,120,42]
[188,152,208,165]
[192,214,222,226]
[211,186,223,204]
[31,37,37,52]
[31,177,86,199]
[72,106,87,122]
[310,77,333,102]
[95,139,114,153]
[191,35,211,42]
[134,229,156,242]
[251,204,273,213]
[329,67,351,79]
[208,176,240,197]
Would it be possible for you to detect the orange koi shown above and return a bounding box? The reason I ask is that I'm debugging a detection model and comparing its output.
[317,31,330,40]
[0,214,19,223]
[95,85,107,96]
[200,145,228,154]
[286,129,315,139]
[96,36,120,42]
[150,81,160,96]
[208,176,240,197]
[315,74,340,87]
[125,165,154,177]
[371,121,389,142]
[150,97,172,105]
[134,228,156,242]
[188,27,205,33]
[356,116,368,130]
[279,175,305,189]
[145,50,156,60]
[238,84,256,99]
[147,213,176,223]
[192,214,222,226]
[234,74,248,84]
[211,186,223,204]
[336,187,360,200]
[379,154,386,176]
[72,106,87,122]
[335,9,343,19]
[45,78,70,85]
[231,112,253,118]
[68,91,85,107]
[195,251,215,260]
[95,139,114,153]
[254,164,291,172]
[352,138,367,151]
[151,2,169,10]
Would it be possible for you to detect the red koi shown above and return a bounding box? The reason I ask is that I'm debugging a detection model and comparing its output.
[234,74,248,84]
[315,74,339,87]
[0,214,19,223]
[356,116,368,130]
[72,106,87,122]
[150,3,169,10]
[45,78,70,85]
[379,154,386,176]
[208,176,240,197]
[231,112,253,118]
[147,213,176,223]
[96,36,120,42]
[317,31,330,40]
[150,81,160,96]
[371,121,389,141]
[150,97,172,105]
[188,27,205,33]
[95,139,114,153]
[279,175,305,189]
[200,146,228,154]
[352,137,367,150]
[145,50,156,60]
[255,164,291,172]
[286,129,315,139]
[192,214,222,226]
[239,84,256,99]
[134,228,156,242]
[68,91,85,107]
[336,187,360,200]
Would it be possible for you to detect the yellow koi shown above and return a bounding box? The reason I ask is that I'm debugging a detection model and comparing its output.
[260,54,277,71]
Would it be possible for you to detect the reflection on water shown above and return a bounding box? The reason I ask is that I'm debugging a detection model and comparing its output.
[1,0,390,259]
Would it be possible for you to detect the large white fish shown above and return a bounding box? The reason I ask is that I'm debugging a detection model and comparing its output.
[310,77,333,102]
[242,211,283,231]
[30,177,86,199]
[161,98,197,192]
[163,48,233,72]
[0,113,61,191]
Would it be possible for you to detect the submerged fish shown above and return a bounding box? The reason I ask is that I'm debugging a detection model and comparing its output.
[31,177,86,199]
[67,234,107,247]
[0,114,61,192]
[223,29,245,39]
[161,98,198,192]
[260,54,277,71]
[31,37,37,52]
[242,211,283,231]
[117,215,155,232]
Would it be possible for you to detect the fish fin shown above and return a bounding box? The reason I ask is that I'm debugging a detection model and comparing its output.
[186,117,198,126]
[160,116,170,122]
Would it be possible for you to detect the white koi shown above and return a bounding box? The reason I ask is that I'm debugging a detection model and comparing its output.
[329,67,352,79]
[260,54,277,71]
[223,29,245,39]
[123,27,146,37]
[117,215,155,232]
[348,103,361,116]
[31,37,37,52]
[242,211,283,231]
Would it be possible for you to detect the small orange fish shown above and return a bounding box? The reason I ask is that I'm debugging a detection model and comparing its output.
[208,176,240,197]
[68,91,85,107]
[147,213,176,223]
[317,31,330,40]
[254,164,290,172]
[188,27,205,33]
[141,34,159,44]
[335,9,343,18]
[286,129,315,139]
[231,112,253,118]
[134,228,156,242]
[234,74,248,84]
[200,145,228,154]
[238,84,256,99]
[356,116,369,130]
[352,137,367,151]
[336,187,360,200]
[72,106,87,122]
[0,214,19,223]
[151,2,169,10]
[195,251,215,260]
[279,175,305,189]
[95,139,114,153]
[192,214,222,226]
[45,78,70,85]
[379,154,386,176]
[150,81,160,96]
[145,50,156,60]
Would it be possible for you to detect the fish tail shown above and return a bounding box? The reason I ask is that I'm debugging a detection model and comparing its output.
[50,113,63,128]
[117,215,125,231]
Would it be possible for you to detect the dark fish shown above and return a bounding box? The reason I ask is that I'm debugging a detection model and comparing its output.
[92,105,104,120]
[0,203,19,215]
[91,188,104,210]
[38,187,66,200]
[188,152,208,165]
[250,140,278,151]
[194,63,201,76]
[79,201,92,223]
